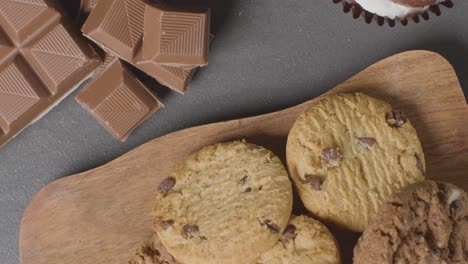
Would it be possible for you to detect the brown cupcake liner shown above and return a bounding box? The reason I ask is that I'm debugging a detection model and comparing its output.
[333,0,454,27]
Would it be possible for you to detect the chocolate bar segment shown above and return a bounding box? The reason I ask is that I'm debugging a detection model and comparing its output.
[0,0,60,44]
[0,1,100,147]
[141,4,210,66]
[82,0,147,61]
[76,60,162,141]
[82,0,205,93]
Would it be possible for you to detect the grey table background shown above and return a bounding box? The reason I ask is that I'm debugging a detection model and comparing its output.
[1,1,467,263]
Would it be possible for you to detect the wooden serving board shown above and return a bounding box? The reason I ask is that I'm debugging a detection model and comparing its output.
[19,50,468,264]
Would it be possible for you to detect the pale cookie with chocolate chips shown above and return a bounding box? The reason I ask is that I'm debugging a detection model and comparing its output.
[354,181,467,264]
[286,93,425,232]
[257,215,341,264]
[153,140,293,264]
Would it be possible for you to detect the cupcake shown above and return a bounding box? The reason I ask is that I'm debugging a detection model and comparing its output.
[334,0,454,26]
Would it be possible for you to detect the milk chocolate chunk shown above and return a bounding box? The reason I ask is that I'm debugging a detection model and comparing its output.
[182,224,199,239]
[82,0,147,61]
[142,4,210,66]
[75,60,162,141]
[386,111,407,128]
[280,224,297,244]
[303,174,322,191]
[82,0,200,93]
[260,219,280,234]
[0,1,99,147]
[322,148,343,169]
[157,177,176,195]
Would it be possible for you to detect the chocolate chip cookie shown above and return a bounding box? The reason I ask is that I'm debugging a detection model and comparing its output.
[257,215,341,264]
[286,93,425,232]
[153,140,293,264]
[354,180,467,264]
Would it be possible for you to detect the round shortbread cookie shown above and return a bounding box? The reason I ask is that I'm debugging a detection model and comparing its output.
[354,181,467,263]
[286,93,425,232]
[153,140,293,264]
[257,215,341,264]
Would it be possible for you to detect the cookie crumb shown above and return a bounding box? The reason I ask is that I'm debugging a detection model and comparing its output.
[322,148,343,169]
[158,178,176,195]
[386,111,407,128]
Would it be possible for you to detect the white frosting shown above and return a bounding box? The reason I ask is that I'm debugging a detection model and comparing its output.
[354,0,431,19]
[447,189,461,205]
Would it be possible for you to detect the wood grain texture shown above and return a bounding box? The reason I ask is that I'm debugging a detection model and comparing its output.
[19,50,468,264]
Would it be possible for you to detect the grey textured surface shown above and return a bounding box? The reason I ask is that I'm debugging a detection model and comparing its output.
[1,1,467,263]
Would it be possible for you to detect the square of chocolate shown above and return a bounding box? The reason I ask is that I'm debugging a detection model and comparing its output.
[141,5,210,66]
[75,60,163,141]
[0,0,100,147]
[82,0,147,61]
[0,0,60,44]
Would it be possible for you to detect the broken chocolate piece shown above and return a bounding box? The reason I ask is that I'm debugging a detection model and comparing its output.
[183,224,199,239]
[358,137,376,148]
[280,224,297,244]
[75,60,162,141]
[82,0,205,93]
[0,1,99,148]
[260,219,280,234]
[322,148,343,169]
[415,154,425,176]
[303,174,322,191]
[161,219,174,230]
[141,4,210,66]
[157,177,176,195]
[386,111,407,128]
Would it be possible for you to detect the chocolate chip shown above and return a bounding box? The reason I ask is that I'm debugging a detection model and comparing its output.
[157,177,176,195]
[303,174,322,191]
[358,137,376,148]
[182,224,199,239]
[280,224,297,244]
[386,111,407,128]
[450,200,464,215]
[415,154,425,176]
[258,186,263,191]
[161,219,174,230]
[244,187,252,193]
[322,148,343,169]
[260,219,280,234]
[200,236,208,241]
[239,176,249,185]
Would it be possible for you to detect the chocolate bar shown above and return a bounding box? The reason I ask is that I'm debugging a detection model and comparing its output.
[75,60,163,141]
[0,0,99,147]
[82,0,209,94]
